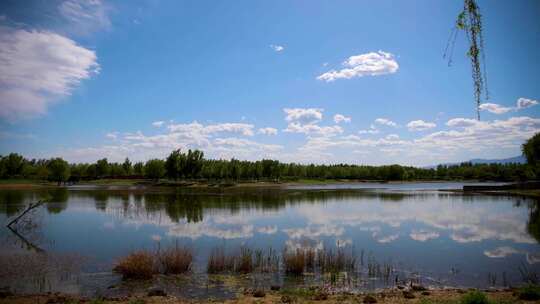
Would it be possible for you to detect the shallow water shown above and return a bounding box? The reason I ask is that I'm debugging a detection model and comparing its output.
[0,183,539,296]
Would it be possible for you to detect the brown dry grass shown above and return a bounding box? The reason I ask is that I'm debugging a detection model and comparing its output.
[113,250,157,279]
[159,246,193,274]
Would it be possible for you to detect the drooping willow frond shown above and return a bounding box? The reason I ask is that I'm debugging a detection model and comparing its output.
[445,0,489,120]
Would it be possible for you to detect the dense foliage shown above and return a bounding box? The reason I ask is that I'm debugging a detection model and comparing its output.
[523,133,540,167]
[0,148,537,183]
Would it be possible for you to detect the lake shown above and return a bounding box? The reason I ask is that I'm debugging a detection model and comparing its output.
[0,182,539,297]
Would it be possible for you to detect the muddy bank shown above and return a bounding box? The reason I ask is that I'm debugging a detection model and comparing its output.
[0,288,531,304]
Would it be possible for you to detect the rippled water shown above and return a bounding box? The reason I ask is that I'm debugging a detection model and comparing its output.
[0,183,539,296]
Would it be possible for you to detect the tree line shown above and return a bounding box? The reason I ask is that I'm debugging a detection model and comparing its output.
[1,133,538,184]
[1,138,539,184]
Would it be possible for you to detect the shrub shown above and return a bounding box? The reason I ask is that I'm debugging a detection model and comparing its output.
[207,247,231,273]
[518,284,540,300]
[460,290,489,304]
[283,249,305,275]
[113,250,157,279]
[159,246,193,274]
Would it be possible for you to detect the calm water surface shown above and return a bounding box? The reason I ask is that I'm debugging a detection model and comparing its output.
[0,183,539,296]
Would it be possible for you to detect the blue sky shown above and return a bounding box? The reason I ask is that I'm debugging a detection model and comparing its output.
[0,0,539,166]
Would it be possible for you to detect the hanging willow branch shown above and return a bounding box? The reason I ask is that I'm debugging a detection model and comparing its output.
[444,0,489,120]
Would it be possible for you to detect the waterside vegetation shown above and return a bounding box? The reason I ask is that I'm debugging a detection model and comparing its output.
[1,131,539,186]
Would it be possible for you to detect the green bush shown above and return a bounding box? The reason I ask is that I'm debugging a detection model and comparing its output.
[460,290,489,304]
[518,284,540,300]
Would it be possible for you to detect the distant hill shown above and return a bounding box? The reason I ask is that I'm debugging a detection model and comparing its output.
[467,155,526,165]
[426,155,526,168]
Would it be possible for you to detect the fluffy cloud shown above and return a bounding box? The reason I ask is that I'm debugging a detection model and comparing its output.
[445,118,479,128]
[282,108,342,137]
[479,103,513,114]
[257,225,278,234]
[168,122,254,136]
[374,118,398,127]
[372,232,399,243]
[517,97,538,109]
[483,246,520,258]
[58,0,111,35]
[479,97,538,115]
[105,132,118,140]
[292,115,540,166]
[283,108,323,124]
[59,120,284,162]
[317,51,398,82]
[284,122,343,137]
[358,124,379,135]
[333,114,351,124]
[407,120,436,131]
[423,117,540,149]
[410,230,440,242]
[270,44,284,52]
[0,27,99,121]
[258,127,278,135]
[152,121,165,128]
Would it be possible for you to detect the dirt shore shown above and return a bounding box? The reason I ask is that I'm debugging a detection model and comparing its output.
[0,288,536,304]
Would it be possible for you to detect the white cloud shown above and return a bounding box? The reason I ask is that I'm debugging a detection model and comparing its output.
[374,118,397,127]
[213,137,282,152]
[483,246,520,258]
[152,121,165,128]
[517,97,538,109]
[270,44,284,52]
[282,108,341,136]
[446,118,479,128]
[407,120,436,131]
[372,232,399,243]
[385,134,399,140]
[417,116,540,155]
[333,114,351,124]
[58,0,111,35]
[479,98,538,115]
[283,108,323,124]
[317,51,398,82]
[284,122,343,137]
[410,230,440,242]
[0,27,99,121]
[479,103,513,114]
[283,225,344,240]
[258,127,278,135]
[168,122,255,136]
[358,124,379,135]
[105,132,118,140]
[257,225,278,234]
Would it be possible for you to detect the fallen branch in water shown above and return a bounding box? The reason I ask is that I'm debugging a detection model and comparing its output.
[6,200,45,229]
[6,225,45,253]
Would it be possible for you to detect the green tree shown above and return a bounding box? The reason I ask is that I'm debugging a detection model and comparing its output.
[165,149,183,180]
[133,162,144,176]
[145,159,165,181]
[122,158,133,175]
[47,158,70,185]
[523,132,540,166]
[186,149,204,178]
[4,153,25,177]
[96,158,109,177]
